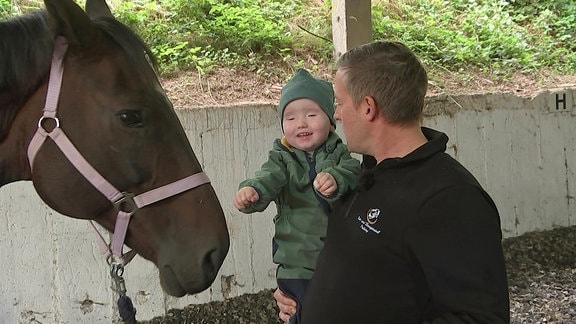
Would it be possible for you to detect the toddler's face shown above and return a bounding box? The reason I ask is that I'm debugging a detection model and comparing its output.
[282,98,332,153]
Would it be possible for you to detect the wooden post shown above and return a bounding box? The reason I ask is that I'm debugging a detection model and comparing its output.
[332,0,372,58]
[332,1,372,164]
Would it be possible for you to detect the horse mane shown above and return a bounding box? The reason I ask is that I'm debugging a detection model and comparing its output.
[0,11,53,141]
[0,10,159,142]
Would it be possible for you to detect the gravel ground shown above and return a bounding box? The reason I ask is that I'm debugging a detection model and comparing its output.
[142,225,576,324]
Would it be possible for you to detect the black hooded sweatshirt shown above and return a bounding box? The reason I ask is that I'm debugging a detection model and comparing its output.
[302,127,510,324]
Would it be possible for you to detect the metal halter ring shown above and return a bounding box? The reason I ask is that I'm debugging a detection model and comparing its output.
[113,192,139,216]
[37,116,60,132]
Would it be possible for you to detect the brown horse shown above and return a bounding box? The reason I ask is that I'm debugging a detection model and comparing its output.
[0,0,229,299]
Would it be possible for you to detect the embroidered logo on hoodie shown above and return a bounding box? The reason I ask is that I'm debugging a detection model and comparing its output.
[367,208,380,224]
[357,208,381,234]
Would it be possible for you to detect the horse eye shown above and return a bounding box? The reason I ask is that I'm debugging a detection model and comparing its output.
[117,110,143,128]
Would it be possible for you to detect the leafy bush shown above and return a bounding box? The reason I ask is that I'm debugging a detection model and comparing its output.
[114,0,297,74]
[3,0,575,76]
[372,0,575,74]
[1,0,42,17]
[0,0,10,18]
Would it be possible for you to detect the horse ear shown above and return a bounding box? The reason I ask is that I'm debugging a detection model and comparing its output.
[85,0,114,19]
[44,0,96,47]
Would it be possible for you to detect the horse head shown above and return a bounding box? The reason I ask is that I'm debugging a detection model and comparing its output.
[0,0,229,297]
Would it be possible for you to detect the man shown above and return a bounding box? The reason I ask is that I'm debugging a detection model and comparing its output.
[274,41,510,323]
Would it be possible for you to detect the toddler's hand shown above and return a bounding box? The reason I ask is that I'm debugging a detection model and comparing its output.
[314,172,337,197]
[234,186,259,209]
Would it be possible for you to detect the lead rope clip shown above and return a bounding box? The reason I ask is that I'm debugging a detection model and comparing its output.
[111,262,137,323]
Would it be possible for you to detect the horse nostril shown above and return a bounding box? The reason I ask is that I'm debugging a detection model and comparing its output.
[202,249,219,279]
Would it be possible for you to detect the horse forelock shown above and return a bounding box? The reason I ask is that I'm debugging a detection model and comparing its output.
[91,17,159,81]
[0,10,53,142]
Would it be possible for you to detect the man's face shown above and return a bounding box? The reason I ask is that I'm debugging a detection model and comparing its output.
[333,69,364,154]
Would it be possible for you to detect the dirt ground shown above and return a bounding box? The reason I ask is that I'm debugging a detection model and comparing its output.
[160,64,576,108]
[140,225,576,324]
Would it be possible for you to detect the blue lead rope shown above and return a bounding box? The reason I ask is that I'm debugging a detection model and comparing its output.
[118,294,136,323]
[111,262,137,323]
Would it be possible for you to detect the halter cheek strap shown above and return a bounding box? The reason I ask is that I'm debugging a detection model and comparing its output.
[27,35,211,266]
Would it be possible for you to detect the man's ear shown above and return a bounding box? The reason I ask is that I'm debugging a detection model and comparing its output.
[362,95,379,121]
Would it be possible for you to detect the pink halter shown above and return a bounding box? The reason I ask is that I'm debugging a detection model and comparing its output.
[27,36,211,266]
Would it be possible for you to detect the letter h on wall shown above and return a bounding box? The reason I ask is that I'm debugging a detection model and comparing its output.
[556,93,567,111]
[548,91,573,112]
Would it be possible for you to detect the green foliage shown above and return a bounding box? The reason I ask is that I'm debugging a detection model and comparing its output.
[203,0,294,55]
[1,0,44,17]
[112,0,299,74]
[2,0,574,76]
[286,0,334,58]
[0,0,11,19]
[372,0,575,74]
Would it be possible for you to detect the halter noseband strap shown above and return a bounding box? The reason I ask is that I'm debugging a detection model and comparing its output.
[27,36,211,265]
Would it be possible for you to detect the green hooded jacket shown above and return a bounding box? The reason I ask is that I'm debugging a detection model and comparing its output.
[239,132,360,279]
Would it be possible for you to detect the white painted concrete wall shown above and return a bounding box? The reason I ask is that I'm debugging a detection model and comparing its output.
[1,88,574,322]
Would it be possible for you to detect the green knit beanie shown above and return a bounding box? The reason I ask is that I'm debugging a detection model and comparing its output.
[278,68,336,128]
